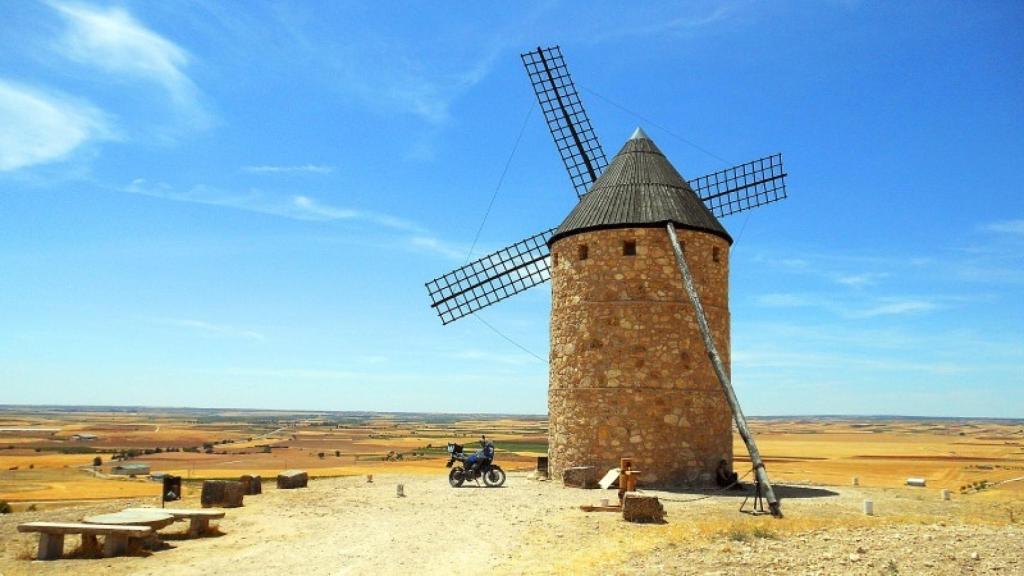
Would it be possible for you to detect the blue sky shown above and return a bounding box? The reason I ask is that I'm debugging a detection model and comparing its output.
[1,1,1021,416]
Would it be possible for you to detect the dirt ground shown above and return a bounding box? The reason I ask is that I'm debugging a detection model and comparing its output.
[1,472,1022,576]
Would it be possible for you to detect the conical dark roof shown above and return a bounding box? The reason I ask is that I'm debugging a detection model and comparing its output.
[549,128,732,245]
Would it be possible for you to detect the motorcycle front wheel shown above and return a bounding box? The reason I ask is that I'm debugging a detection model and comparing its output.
[448,467,466,487]
[483,466,506,487]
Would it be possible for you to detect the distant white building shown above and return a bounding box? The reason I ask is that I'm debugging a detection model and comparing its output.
[0,428,59,437]
[70,433,98,441]
[111,463,150,476]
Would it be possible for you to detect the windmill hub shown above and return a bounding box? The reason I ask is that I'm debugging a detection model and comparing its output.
[548,130,733,486]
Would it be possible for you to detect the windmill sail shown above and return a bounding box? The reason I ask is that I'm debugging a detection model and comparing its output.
[690,153,787,219]
[521,46,608,199]
[425,229,555,325]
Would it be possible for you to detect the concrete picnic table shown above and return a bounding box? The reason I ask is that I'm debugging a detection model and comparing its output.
[83,510,176,552]
[123,507,226,537]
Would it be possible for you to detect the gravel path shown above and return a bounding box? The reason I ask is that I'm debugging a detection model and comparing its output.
[1,474,1020,575]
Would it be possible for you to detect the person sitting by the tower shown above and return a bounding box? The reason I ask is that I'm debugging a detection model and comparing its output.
[716,459,742,489]
[466,436,495,475]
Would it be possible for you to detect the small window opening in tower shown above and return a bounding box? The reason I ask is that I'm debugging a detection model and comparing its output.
[552,252,559,266]
[578,244,588,261]
[713,246,721,263]
[623,240,636,256]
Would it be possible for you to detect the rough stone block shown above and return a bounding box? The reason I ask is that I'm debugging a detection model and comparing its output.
[622,492,665,523]
[562,466,597,488]
[201,480,245,508]
[239,474,262,495]
[277,469,308,489]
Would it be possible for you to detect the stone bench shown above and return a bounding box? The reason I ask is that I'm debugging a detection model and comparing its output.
[17,522,152,560]
[123,507,226,537]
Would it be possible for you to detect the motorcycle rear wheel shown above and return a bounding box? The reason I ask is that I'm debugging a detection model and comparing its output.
[483,466,506,487]
[448,467,465,487]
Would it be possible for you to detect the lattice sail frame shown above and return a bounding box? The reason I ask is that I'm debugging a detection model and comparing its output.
[689,153,787,219]
[426,229,555,325]
[522,46,608,199]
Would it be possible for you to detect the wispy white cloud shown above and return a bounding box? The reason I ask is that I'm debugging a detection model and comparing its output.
[409,236,467,261]
[337,46,498,125]
[125,179,421,232]
[0,79,113,171]
[732,349,966,375]
[849,298,938,318]
[449,349,539,366]
[588,5,734,42]
[242,164,335,174]
[151,318,264,341]
[832,272,888,288]
[49,1,208,124]
[123,178,470,261]
[755,292,942,318]
[984,219,1024,236]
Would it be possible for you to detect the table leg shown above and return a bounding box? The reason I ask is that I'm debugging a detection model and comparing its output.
[81,533,100,557]
[188,517,209,537]
[103,534,128,557]
[36,533,64,560]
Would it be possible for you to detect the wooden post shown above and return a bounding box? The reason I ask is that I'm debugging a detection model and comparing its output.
[666,223,782,517]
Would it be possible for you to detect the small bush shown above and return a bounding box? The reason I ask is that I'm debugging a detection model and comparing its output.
[93,456,102,467]
[750,525,778,540]
[0,500,12,514]
[726,527,749,542]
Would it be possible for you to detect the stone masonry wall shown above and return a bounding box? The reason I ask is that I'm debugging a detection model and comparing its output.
[549,226,733,486]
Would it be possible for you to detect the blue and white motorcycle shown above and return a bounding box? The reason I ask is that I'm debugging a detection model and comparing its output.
[445,436,506,487]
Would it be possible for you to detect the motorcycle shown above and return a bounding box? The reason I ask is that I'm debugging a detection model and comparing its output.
[445,437,506,488]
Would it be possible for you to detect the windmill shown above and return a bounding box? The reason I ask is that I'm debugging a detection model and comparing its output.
[425,46,788,517]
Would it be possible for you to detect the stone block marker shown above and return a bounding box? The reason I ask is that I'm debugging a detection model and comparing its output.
[201,480,245,508]
[622,493,666,523]
[277,469,309,489]
[562,466,597,488]
[240,474,262,495]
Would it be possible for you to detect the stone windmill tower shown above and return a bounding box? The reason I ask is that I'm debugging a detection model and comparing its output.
[547,127,734,486]
[426,46,788,514]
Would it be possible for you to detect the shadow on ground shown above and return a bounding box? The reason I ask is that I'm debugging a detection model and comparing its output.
[642,483,840,500]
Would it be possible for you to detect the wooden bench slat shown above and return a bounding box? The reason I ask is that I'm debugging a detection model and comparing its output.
[18,522,152,536]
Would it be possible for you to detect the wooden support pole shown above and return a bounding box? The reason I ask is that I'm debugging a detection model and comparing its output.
[665,223,782,518]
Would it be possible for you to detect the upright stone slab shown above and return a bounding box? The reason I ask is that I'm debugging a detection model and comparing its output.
[222,480,245,507]
[277,469,308,489]
[240,474,262,495]
[201,480,245,508]
[201,480,225,508]
[622,493,665,523]
[562,466,597,488]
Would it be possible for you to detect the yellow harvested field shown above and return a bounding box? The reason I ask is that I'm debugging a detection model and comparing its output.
[0,409,1020,509]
